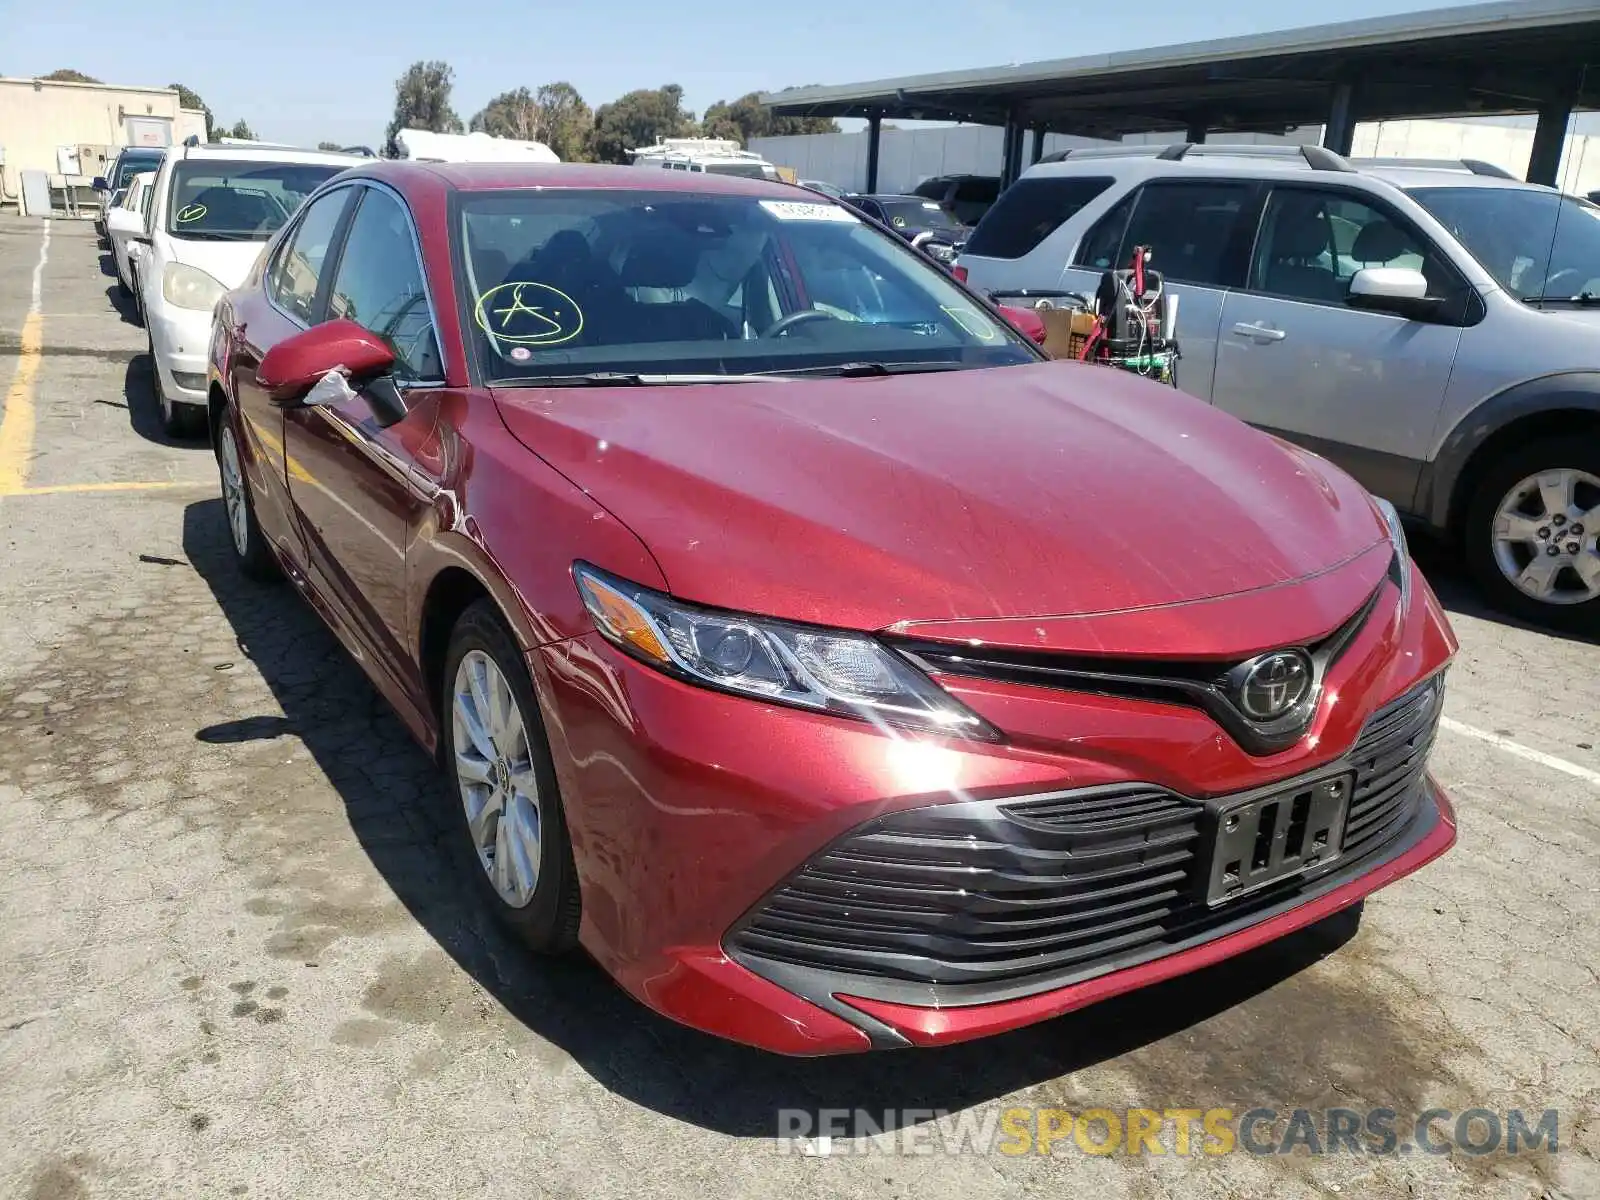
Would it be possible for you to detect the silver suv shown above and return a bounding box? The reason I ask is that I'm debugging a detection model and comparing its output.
[958,144,1600,632]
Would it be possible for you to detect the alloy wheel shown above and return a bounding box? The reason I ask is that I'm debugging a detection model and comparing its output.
[219,423,250,559]
[1491,468,1600,605]
[451,650,543,908]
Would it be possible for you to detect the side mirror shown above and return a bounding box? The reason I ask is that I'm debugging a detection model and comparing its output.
[1347,267,1440,319]
[998,304,1049,346]
[92,176,109,192]
[258,318,397,409]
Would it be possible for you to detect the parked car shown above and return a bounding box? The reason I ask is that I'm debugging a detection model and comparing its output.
[93,145,167,239]
[958,144,1600,631]
[135,142,359,436]
[799,179,846,200]
[208,161,1456,1054]
[843,193,971,263]
[107,170,155,301]
[911,173,1001,226]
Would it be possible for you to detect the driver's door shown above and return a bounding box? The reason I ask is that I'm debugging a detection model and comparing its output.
[283,183,444,702]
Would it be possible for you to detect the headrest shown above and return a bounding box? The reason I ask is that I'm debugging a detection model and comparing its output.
[1351,220,1410,263]
[619,237,699,289]
[1270,202,1331,260]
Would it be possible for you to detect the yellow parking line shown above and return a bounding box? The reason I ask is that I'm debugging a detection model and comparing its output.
[0,221,51,494]
[0,311,43,494]
[4,480,210,497]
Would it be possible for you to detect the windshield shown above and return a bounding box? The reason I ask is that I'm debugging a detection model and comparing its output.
[458,189,1035,383]
[1408,185,1600,302]
[878,199,964,232]
[113,152,163,190]
[166,160,346,240]
[702,162,770,180]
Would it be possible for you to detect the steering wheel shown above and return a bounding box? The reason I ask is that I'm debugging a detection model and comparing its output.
[764,308,840,338]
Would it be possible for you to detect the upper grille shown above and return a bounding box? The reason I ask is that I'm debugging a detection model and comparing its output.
[727,674,1443,997]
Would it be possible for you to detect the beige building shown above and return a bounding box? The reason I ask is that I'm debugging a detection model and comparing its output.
[0,76,208,213]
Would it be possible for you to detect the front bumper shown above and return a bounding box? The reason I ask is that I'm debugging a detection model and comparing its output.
[147,302,212,405]
[533,571,1456,1055]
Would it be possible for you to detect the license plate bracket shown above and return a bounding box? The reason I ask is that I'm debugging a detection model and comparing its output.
[1204,772,1351,906]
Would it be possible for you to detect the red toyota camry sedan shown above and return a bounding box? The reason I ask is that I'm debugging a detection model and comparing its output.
[206,162,1457,1054]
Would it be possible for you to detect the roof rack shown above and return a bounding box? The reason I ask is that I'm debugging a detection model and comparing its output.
[1346,156,1518,180]
[1038,142,1356,173]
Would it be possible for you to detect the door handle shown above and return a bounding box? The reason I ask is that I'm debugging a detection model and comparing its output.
[1232,321,1287,342]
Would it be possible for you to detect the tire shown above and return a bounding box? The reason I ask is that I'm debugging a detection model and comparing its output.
[1463,435,1600,633]
[149,329,202,439]
[440,601,582,954]
[216,412,281,582]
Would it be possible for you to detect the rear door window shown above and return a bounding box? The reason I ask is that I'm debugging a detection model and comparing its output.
[1080,181,1258,287]
[964,176,1114,259]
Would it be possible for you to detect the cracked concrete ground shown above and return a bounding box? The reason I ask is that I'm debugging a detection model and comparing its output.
[0,214,1596,1200]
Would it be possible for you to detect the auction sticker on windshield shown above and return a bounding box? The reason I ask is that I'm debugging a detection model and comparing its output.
[759,200,859,223]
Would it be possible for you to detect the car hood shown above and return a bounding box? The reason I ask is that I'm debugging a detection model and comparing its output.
[163,236,272,290]
[492,362,1387,639]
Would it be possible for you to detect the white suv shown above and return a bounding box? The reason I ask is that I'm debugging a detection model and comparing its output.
[958,144,1600,631]
[134,141,359,436]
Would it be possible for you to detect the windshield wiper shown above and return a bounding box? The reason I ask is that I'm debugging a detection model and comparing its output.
[494,372,790,388]
[1524,291,1600,306]
[761,360,968,378]
[171,230,262,242]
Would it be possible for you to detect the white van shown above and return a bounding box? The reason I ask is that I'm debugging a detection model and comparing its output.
[628,138,778,181]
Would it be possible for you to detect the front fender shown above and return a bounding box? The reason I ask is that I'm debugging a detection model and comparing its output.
[1423,371,1600,529]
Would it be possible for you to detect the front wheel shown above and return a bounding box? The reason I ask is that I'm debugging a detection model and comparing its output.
[1463,435,1600,633]
[149,329,202,439]
[440,601,582,954]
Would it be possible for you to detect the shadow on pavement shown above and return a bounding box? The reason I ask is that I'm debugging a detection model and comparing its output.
[123,352,204,450]
[1410,532,1597,646]
[105,279,142,328]
[181,496,1362,1137]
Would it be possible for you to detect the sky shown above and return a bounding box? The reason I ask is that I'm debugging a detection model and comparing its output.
[1,0,1493,149]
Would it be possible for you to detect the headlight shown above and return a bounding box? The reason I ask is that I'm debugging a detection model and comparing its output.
[1373,496,1412,605]
[162,262,226,311]
[573,564,999,741]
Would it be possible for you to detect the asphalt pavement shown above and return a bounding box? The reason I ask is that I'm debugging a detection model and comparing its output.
[0,214,1596,1200]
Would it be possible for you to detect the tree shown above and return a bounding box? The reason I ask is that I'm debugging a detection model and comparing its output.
[385,60,464,157]
[471,82,593,161]
[170,83,215,139]
[41,69,101,84]
[591,84,695,164]
[700,91,838,146]
[226,119,256,141]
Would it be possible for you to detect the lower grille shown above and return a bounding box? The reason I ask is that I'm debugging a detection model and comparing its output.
[727,674,1443,996]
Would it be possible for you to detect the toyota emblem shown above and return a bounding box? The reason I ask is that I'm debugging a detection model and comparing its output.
[1232,650,1313,721]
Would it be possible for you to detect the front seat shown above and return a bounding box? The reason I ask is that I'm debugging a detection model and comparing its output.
[1262,198,1342,302]
[618,237,735,343]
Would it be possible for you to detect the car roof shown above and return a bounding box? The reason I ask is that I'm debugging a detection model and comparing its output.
[173,145,365,167]
[349,160,810,200]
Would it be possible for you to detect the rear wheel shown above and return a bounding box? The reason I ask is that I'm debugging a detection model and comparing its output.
[441,601,582,954]
[1464,435,1600,633]
[216,414,281,582]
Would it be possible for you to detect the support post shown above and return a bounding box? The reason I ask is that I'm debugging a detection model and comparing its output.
[1185,118,1208,144]
[1029,126,1045,165]
[1322,81,1355,156]
[865,113,882,193]
[1527,96,1574,186]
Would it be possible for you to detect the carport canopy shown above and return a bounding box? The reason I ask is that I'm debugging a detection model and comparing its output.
[760,0,1600,190]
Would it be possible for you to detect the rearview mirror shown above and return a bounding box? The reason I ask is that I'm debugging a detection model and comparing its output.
[106,208,142,237]
[998,304,1049,346]
[92,176,108,191]
[1347,267,1440,319]
[257,319,400,419]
